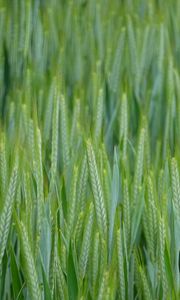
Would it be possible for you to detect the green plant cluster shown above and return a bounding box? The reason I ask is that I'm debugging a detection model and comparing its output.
[0,0,180,299]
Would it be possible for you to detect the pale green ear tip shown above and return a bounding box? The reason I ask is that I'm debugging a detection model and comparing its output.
[138,186,142,193]
[105,271,109,278]
[74,166,78,174]
[96,60,101,67]
[76,98,80,104]
[96,231,100,238]
[141,128,145,134]
[60,94,65,100]
[139,265,142,272]
[22,103,27,110]
[148,170,153,178]
[15,162,19,170]
[86,139,91,146]
[171,157,176,163]
[79,211,84,217]
[117,229,120,235]
[19,221,24,228]
[89,202,94,210]
[122,93,127,100]
[99,88,103,94]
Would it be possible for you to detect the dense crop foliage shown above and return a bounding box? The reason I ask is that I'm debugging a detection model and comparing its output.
[0,0,180,299]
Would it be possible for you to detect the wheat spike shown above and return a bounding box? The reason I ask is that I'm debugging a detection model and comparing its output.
[123,178,131,248]
[147,175,157,261]
[94,88,104,141]
[34,128,44,257]
[92,231,100,293]
[74,211,84,250]
[56,254,68,300]
[68,166,78,238]
[171,157,180,221]
[79,203,94,279]
[97,271,108,300]
[134,128,145,204]
[139,266,153,300]
[60,94,70,169]
[120,93,128,160]
[51,92,59,182]
[18,221,41,300]
[159,217,168,297]
[117,228,125,300]
[0,165,18,267]
[87,140,107,239]
[0,133,8,196]
[77,155,88,213]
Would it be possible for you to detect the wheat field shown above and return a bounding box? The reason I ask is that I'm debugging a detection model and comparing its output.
[0,0,180,299]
